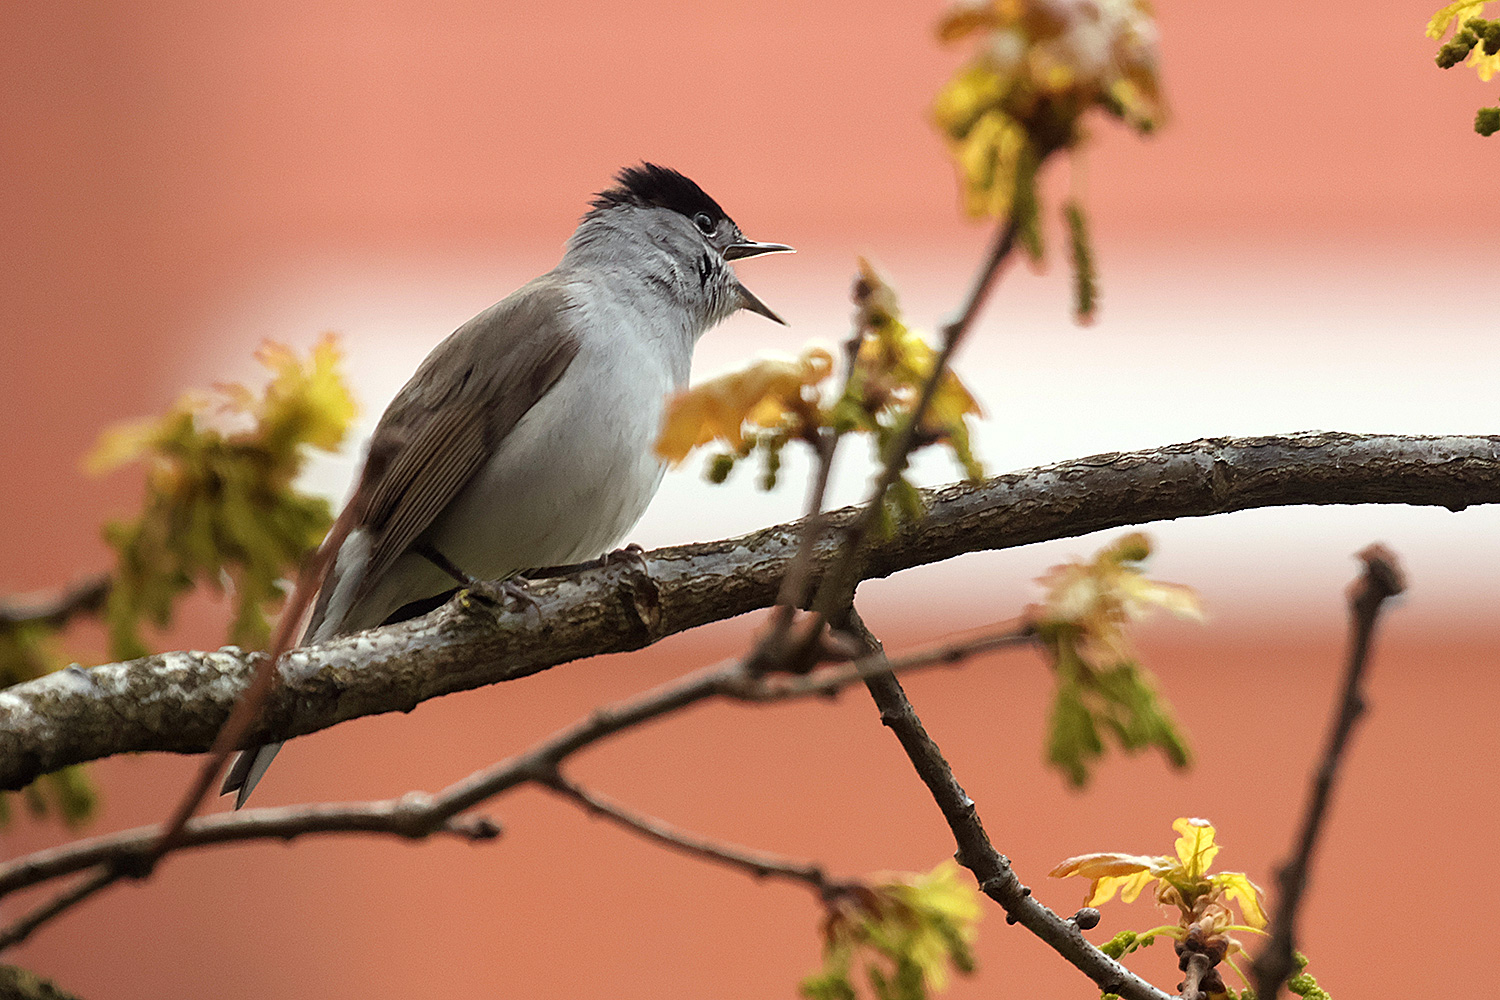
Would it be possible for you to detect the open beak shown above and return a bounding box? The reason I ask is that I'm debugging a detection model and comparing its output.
[736,281,787,325]
[723,240,795,261]
[725,239,793,324]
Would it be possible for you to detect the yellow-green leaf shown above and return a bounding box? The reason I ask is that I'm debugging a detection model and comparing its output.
[1173,817,1219,878]
[255,334,359,452]
[87,339,354,659]
[1427,1,1490,38]
[655,347,833,464]
[1214,872,1268,929]
[1049,852,1164,906]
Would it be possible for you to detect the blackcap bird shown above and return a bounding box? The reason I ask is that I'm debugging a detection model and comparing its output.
[222,164,792,806]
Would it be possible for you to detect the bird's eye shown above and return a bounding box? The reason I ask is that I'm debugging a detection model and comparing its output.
[693,212,716,235]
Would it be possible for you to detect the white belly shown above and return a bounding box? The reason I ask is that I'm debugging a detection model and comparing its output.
[429,344,673,575]
[338,322,684,633]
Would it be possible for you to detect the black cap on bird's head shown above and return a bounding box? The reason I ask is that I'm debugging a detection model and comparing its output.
[590,163,729,225]
[589,163,794,324]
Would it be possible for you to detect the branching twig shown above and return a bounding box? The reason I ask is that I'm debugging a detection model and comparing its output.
[0,621,1026,942]
[0,867,121,951]
[1249,545,1406,999]
[725,621,1035,701]
[2,432,1494,791]
[0,801,503,899]
[540,772,852,898]
[811,216,1021,623]
[0,798,500,951]
[844,608,1175,1000]
[0,666,725,948]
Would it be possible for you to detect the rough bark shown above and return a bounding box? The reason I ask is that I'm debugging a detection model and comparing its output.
[2,431,1495,790]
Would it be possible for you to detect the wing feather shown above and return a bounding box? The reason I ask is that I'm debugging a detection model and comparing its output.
[331,280,582,617]
[352,405,490,602]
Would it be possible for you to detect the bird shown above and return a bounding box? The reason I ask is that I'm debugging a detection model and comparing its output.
[221,164,792,807]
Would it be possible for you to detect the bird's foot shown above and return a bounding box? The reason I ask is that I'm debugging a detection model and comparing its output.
[600,542,650,575]
[416,542,540,615]
[516,545,652,589]
[467,575,542,614]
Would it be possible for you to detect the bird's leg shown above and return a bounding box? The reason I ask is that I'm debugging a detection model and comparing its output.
[416,541,540,613]
[416,541,472,588]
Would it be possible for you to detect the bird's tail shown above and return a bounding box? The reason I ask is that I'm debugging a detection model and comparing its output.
[218,515,366,809]
[220,595,339,809]
[220,742,284,808]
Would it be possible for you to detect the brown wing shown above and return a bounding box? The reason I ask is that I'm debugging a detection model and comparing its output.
[340,280,581,611]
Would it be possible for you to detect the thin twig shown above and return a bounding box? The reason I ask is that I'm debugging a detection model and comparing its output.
[771,320,872,619]
[811,215,1020,624]
[0,867,121,951]
[845,608,1174,1000]
[541,772,851,898]
[725,621,1035,702]
[0,802,502,899]
[750,429,845,674]
[771,428,842,615]
[766,217,1022,674]
[0,574,111,630]
[1249,545,1406,999]
[757,326,862,665]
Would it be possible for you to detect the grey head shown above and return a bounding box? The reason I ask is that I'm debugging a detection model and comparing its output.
[567,163,793,329]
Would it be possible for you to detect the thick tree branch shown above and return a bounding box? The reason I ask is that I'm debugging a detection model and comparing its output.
[1,431,1494,789]
[1249,545,1405,998]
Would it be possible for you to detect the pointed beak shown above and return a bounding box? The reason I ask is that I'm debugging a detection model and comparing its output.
[724,238,792,323]
[736,280,787,325]
[723,240,795,261]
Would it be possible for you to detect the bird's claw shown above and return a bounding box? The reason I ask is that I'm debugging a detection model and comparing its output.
[600,543,650,576]
[468,576,542,614]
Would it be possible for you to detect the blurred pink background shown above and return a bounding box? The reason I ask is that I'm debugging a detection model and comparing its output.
[2,2,1497,998]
